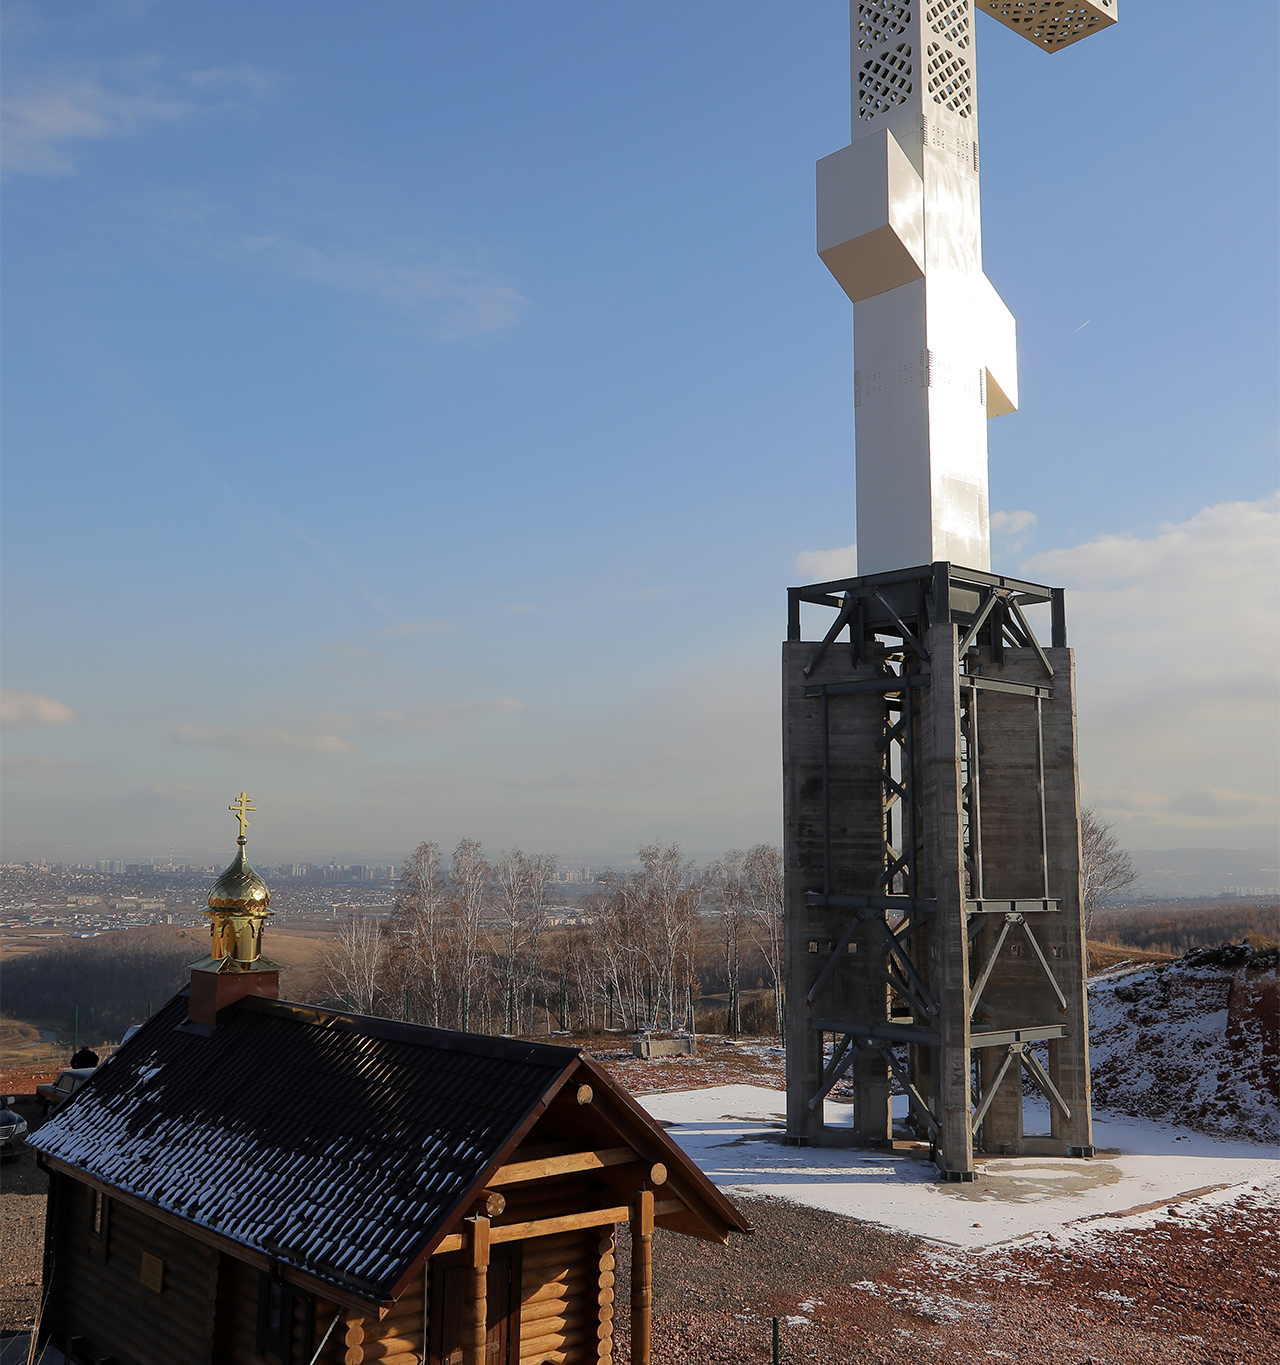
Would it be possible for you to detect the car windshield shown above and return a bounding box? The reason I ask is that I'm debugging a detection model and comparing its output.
[56,1075,76,1092]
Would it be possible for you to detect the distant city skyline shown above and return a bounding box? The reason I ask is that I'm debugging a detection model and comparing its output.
[2,3,1277,860]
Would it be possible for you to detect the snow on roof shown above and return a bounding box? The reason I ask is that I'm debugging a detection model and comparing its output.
[29,992,577,1302]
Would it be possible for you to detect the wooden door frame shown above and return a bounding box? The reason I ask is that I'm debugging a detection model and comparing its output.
[426,1245,523,1365]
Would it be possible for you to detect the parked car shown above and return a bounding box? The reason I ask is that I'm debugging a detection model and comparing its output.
[0,1100,29,1159]
[36,1067,97,1116]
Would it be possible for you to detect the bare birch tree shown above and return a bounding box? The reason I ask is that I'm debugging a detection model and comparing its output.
[450,837,490,1030]
[636,841,700,1030]
[322,914,386,1015]
[710,852,748,1036]
[743,843,784,1032]
[1080,807,1138,937]
[391,841,450,1025]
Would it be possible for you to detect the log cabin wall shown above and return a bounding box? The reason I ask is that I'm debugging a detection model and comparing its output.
[340,1267,425,1365]
[210,1253,327,1365]
[46,1173,219,1365]
[517,1229,610,1365]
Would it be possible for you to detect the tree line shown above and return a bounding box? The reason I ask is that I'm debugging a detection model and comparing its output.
[319,840,785,1037]
[2,927,195,1042]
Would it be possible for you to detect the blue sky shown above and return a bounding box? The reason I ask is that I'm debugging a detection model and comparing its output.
[2,1,1277,864]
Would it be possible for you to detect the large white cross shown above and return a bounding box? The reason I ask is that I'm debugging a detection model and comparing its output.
[818,0,1117,576]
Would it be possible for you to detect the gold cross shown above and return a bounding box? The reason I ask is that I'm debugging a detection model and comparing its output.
[229,791,257,840]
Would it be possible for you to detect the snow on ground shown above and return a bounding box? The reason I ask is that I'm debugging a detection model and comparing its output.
[1088,943,1279,1141]
[640,1083,1280,1250]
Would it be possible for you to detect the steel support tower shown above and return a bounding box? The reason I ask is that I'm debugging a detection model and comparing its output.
[783,565,1094,1177]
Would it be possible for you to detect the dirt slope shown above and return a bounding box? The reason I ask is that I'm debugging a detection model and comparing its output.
[1089,943,1279,1142]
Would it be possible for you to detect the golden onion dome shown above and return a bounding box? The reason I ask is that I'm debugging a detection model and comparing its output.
[208,838,270,911]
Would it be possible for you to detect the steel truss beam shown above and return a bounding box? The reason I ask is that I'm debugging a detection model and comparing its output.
[971,1041,1072,1138]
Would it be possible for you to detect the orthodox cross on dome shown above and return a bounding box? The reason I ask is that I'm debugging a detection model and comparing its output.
[229,792,257,841]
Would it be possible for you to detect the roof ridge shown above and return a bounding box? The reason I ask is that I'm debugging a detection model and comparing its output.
[238,994,583,1066]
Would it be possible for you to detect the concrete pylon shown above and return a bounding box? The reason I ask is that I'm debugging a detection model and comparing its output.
[783,567,1092,1177]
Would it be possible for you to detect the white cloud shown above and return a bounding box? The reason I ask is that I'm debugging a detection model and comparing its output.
[1021,492,1280,843]
[1,62,276,176]
[990,509,1037,555]
[0,690,78,729]
[169,724,354,755]
[795,543,857,581]
[238,235,527,338]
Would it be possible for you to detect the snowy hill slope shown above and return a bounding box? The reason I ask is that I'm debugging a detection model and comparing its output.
[1088,942,1279,1142]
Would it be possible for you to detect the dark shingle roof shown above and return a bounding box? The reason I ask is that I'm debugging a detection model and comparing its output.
[30,991,578,1302]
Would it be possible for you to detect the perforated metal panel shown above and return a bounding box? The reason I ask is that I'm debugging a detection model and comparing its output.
[856,2,915,122]
[979,0,1117,52]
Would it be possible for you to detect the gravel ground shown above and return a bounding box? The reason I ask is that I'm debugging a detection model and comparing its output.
[612,1190,1280,1365]
[0,1097,48,1335]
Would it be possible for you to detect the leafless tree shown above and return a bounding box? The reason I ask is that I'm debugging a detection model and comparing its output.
[592,879,646,1031]
[450,837,490,1030]
[709,852,748,1036]
[1080,807,1138,937]
[322,914,386,1015]
[519,851,557,1029]
[494,849,530,1033]
[742,844,784,1032]
[636,841,700,1031]
[391,841,450,1025]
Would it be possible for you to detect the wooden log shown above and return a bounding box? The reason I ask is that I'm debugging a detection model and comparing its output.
[630,1191,653,1365]
[518,1327,589,1359]
[490,1148,635,1186]
[380,1294,425,1323]
[466,1217,490,1365]
[576,1084,594,1105]
[493,1205,630,1244]
[522,1274,586,1305]
[518,1294,578,1326]
[520,1249,580,1276]
[358,1336,424,1362]
[470,1190,506,1218]
[519,1349,575,1365]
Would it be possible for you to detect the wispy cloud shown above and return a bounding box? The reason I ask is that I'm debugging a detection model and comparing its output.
[238,235,527,339]
[315,698,526,734]
[1,61,277,176]
[1024,491,1280,839]
[168,724,354,755]
[372,620,456,637]
[990,508,1037,555]
[795,543,857,581]
[1,690,79,729]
